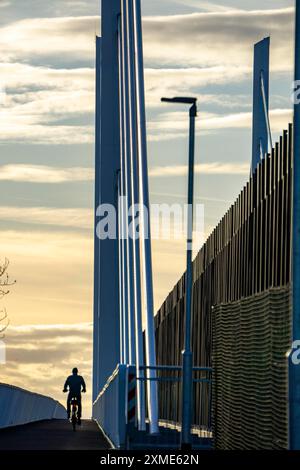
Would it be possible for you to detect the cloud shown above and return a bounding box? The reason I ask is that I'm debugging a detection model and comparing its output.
[0,9,293,71]
[172,0,239,12]
[0,62,253,143]
[0,16,98,63]
[149,162,250,177]
[147,108,292,141]
[5,322,92,341]
[0,206,93,229]
[1,62,94,92]
[0,8,293,144]
[144,67,252,108]
[0,164,94,183]
[0,322,93,415]
[200,108,292,132]
[0,121,94,144]
[143,8,294,71]
[151,191,233,204]
[0,220,204,325]
[0,61,95,143]
[0,230,93,325]
[0,162,245,184]
[0,101,94,143]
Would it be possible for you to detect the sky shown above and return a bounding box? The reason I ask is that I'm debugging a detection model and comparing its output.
[0,0,295,414]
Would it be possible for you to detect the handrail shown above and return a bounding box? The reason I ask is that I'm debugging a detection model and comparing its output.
[137,377,211,383]
[93,364,121,403]
[139,365,212,372]
[138,365,212,437]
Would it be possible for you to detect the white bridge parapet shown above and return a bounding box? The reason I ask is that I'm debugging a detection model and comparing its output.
[0,383,66,429]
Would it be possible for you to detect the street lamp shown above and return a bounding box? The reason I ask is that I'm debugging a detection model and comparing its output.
[161,97,197,449]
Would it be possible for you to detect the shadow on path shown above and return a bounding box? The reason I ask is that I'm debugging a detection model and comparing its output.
[0,419,111,450]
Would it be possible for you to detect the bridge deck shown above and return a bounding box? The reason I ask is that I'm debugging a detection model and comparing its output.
[0,420,111,450]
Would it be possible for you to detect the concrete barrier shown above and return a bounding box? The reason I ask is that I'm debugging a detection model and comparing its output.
[0,383,66,429]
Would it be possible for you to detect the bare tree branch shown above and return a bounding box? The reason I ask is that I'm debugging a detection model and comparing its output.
[0,259,15,337]
[0,309,9,338]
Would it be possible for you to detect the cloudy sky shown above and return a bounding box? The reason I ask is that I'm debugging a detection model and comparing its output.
[0,0,295,414]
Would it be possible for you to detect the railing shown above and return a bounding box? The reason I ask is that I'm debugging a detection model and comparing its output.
[93,363,212,449]
[139,365,212,437]
[154,125,293,445]
[0,383,66,429]
[93,364,127,449]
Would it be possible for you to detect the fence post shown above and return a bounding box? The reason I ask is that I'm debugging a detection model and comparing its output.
[290,0,300,450]
[127,365,136,425]
[93,35,102,402]
[118,364,127,449]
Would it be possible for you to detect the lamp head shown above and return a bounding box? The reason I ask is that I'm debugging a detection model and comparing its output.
[161,97,197,117]
[161,97,197,105]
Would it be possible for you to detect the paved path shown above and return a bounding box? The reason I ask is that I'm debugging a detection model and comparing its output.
[0,420,111,450]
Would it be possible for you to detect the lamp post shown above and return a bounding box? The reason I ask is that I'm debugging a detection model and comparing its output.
[161,97,197,449]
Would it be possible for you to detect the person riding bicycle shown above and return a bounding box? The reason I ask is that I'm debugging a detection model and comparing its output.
[63,368,86,425]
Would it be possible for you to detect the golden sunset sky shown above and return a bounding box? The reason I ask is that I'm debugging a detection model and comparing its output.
[0,0,294,414]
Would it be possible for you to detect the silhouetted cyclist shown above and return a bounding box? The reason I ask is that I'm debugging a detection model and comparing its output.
[63,368,86,425]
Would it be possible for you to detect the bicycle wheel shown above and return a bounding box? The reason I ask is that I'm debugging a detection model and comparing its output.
[72,415,76,432]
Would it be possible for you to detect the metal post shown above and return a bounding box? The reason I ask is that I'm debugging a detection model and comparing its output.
[181,102,197,449]
[117,171,124,364]
[118,17,129,365]
[133,0,159,434]
[290,0,300,450]
[125,0,146,431]
[93,35,101,401]
[121,0,136,366]
[161,96,197,448]
[260,72,273,150]
[122,0,145,430]
[251,37,270,174]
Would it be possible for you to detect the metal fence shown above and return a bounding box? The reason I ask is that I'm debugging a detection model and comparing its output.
[154,124,293,439]
[0,383,66,429]
[139,365,212,436]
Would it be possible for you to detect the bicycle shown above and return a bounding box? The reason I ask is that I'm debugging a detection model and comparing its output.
[63,381,85,431]
[70,397,79,432]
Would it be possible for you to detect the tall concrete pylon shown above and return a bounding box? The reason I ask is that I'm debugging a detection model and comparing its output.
[251,37,271,173]
[93,0,121,399]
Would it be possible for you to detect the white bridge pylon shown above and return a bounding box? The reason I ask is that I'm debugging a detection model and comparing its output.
[93,0,159,434]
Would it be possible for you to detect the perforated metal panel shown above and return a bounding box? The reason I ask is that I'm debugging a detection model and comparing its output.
[212,287,291,450]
